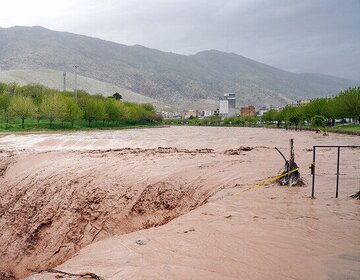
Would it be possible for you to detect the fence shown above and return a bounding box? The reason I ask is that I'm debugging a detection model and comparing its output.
[311,145,360,198]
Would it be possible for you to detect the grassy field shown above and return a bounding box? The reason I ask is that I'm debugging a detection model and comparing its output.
[0,118,161,133]
[330,123,360,133]
[1,118,359,135]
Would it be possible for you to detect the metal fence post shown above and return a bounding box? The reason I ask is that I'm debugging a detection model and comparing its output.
[311,146,316,198]
[336,147,340,198]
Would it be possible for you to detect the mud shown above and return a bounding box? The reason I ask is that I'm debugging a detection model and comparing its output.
[0,149,219,278]
[0,126,359,280]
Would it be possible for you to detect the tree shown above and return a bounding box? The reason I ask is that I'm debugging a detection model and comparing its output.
[34,105,42,128]
[6,82,17,95]
[103,99,119,125]
[262,109,276,123]
[242,116,258,126]
[9,96,36,128]
[112,92,123,100]
[311,115,326,129]
[0,92,11,125]
[288,106,304,129]
[40,94,67,128]
[142,103,155,112]
[83,98,105,127]
[302,98,335,126]
[280,106,296,129]
[0,82,7,94]
[62,97,83,127]
[94,99,105,126]
[0,81,162,130]
[335,87,360,123]
[16,84,48,101]
[25,84,46,128]
[263,109,284,127]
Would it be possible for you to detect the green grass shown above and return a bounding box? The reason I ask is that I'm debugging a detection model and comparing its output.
[2,118,358,135]
[0,118,161,133]
[330,123,360,133]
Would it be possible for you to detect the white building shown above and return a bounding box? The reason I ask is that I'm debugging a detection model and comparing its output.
[219,99,229,116]
[202,110,213,117]
[257,107,269,116]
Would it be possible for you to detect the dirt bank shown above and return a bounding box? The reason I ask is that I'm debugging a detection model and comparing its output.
[0,147,223,278]
[0,127,359,279]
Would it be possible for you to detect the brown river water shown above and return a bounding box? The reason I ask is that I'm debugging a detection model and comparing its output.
[0,126,359,280]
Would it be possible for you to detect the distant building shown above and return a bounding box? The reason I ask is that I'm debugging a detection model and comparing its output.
[202,110,213,117]
[219,99,229,116]
[256,106,268,116]
[218,93,238,118]
[240,105,256,117]
[270,106,282,111]
[160,111,181,119]
[224,93,236,109]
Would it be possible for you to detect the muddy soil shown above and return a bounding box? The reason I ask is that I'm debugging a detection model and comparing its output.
[0,126,359,280]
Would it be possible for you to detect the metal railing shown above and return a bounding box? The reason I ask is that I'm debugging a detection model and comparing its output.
[311,145,360,198]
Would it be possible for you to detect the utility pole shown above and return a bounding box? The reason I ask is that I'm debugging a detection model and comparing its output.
[73,65,79,99]
[63,71,66,92]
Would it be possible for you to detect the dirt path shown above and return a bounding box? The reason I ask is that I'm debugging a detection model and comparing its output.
[0,127,359,280]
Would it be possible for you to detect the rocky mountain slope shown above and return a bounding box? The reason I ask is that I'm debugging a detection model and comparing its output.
[0,26,358,109]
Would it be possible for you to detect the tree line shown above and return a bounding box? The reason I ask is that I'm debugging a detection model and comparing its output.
[164,87,359,130]
[262,87,360,129]
[0,83,162,129]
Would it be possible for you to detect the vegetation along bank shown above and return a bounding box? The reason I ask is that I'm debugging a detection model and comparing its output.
[165,87,360,135]
[0,82,162,131]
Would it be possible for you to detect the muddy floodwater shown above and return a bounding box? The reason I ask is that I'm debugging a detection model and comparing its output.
[0,126,359,280]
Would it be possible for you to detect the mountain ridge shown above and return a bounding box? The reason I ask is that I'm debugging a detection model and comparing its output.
[0,25,358,109]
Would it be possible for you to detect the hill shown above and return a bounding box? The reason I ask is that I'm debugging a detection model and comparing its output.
[0,26,358,110]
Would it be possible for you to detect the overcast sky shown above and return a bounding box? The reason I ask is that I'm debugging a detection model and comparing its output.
[0,0,359,80]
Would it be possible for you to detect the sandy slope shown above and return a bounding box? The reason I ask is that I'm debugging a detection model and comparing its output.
[0,127,359,280]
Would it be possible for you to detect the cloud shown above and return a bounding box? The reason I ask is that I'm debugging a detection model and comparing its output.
[0,0,359,80]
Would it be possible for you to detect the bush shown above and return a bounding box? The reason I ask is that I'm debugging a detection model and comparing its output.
[311,115,326,129]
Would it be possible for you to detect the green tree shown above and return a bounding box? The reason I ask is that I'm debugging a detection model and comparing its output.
[103,99,119,125]
[263,109,284,127]
[0,82,7,94]
[94,99,105,126]
[288,106,305,129]
[0,92,11,125]
[243,116,258,125]
[62,97,83,127]
[112,92,123,100]
[115,101,126,124]
[83,98,105,127]
[280,106,295,129]
[335,87,360,123]
[9,96,36,128]
[34,105,42,128]
[311,115,326,129]
[302,98,335,126]
[40,94,67,128]
[262,109,276,123]
[6,82,17,95]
